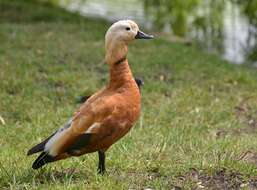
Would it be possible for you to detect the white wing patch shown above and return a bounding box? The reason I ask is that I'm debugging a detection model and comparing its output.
[85,122,101,134]
[44,119,72,155]
[119,121,127,128]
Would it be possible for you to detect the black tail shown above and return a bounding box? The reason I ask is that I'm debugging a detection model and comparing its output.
[32,152,55,169]
[27,133,55,156]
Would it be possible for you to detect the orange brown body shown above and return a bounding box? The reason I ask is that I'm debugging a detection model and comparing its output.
[27,20,153,174]
[54,60,140,158]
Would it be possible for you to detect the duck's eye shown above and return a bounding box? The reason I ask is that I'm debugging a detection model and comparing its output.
[125,27,131,31]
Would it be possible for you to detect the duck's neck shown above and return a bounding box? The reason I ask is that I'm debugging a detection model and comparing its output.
[105,39,128,65]
[105,41,133,88]
[109,59,133,87]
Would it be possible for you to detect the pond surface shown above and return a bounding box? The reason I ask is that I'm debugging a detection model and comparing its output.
[60,0,257,65]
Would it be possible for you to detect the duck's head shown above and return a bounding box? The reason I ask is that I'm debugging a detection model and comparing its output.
[105,20,153,46]
[105,20,153,64]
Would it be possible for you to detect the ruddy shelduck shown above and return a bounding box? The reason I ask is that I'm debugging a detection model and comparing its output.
[27,20,153,174]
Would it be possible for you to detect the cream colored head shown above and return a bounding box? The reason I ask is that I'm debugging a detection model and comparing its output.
[106,20,136,44]
[105,20,153,64]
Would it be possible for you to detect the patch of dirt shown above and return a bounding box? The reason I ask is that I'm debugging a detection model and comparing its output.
[174,168,257,190]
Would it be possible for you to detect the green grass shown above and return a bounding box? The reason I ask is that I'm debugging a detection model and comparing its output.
[0,0,257,189]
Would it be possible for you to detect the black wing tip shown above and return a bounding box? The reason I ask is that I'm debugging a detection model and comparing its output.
[32,152,54,170]
[134,78,144,88]
[27,144,44,156]
[27,150,33,156]
[32,162,42,170]
[27,134,55,156]
[76,95,91,104]
[27,147,38,156]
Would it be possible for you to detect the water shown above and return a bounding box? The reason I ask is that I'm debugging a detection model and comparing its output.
[223,3,249,64]
[61,0,147,24]
[60,0,257,65]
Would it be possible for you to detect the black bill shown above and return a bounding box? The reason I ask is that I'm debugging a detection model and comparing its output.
[135,30,154,39]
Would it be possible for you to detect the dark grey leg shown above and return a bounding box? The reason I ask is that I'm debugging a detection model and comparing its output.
[97,151,105,174]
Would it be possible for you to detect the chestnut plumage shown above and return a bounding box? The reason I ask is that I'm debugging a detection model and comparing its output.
[76,78,144,104]
[27,20,153,174]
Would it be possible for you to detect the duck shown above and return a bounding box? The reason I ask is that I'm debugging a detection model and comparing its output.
[27,20,153,174]
[76,78,144,104]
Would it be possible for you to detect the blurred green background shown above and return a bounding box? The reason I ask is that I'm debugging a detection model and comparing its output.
[38,0,257,65]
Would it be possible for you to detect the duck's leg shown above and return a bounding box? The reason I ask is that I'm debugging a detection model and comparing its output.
[97,151,106,174]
